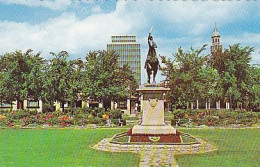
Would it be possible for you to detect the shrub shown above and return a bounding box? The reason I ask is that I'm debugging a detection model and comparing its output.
[0,115,8,126]
[172,109,185,119]
[42,103,54,113]
[108,109,122,119]
[20,116,30,126]
[169,109,260,126]
[90,107,105,117]
[52,110,63,116]
[0,109,11,115]
[88,117,104,125]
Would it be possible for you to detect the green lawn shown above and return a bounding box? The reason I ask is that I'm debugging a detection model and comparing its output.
[177,129,260,167]
[0,128,139,167]
[0,128,259,167]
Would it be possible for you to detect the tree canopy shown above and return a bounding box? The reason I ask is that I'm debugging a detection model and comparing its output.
[42,51,73,110]
[161,44,259,110]
[0,44,258,111]
[210,44,258,109]
[82,50,138,108]
[161,45,218,108]
[0,49,44,103]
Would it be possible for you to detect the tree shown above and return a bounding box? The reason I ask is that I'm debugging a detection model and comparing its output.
[248,66,260,110]
[161,45,218,109]
[210,44,255,109]
[0,50,44,104]
[67,58,85,108]
[82,50,137,109]
[42,51,72,111]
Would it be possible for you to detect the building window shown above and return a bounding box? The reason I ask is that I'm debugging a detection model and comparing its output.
[27,100,40,108]
[0,102,12,108]
[118,100,127,109]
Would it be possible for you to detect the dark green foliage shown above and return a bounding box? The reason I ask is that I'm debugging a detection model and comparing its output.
[42,51,72,111]
[88,117,104,124]
[106,108,122,119]
[161,45,218,108]
[210,44,259,109]
[0,50,44,103]
[82,50,138,108]
[161,44,259,110]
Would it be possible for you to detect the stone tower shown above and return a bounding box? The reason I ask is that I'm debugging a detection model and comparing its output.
[211,24,222,54]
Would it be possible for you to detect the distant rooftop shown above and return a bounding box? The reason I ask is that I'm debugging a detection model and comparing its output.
[111,35,136,43]
[211,24,221,37]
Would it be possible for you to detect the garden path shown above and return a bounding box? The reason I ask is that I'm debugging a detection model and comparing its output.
[138,148,179,166]
[92,138,216,167]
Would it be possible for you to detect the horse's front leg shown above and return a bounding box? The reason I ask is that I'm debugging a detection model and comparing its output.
[148,73,151,84]
[152,69,157,84]
[147,68,151,84]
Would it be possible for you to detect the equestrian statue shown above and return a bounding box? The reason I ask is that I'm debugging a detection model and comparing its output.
[144,28,160,84]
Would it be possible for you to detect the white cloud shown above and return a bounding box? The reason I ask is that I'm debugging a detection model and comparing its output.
[91,5,102,13]
[0,0,71,10]
[0,4,132,58]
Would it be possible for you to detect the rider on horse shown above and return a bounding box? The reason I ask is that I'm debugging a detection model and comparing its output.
[144,32,160,84]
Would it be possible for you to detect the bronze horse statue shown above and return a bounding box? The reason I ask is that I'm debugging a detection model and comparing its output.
[144,33,160,84]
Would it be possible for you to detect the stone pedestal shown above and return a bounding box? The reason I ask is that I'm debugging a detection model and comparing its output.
[129,84,181,143]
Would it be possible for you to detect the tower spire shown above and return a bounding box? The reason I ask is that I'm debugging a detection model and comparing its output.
[211,23,222,54]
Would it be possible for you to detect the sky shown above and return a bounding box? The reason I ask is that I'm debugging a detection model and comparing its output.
[0,0,259,83]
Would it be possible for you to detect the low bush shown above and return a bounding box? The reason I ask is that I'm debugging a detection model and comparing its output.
[171,109,260,126]
[88,117,104,125]
[107,108,122,119]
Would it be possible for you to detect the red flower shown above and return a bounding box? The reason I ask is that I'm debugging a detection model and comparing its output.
[45,114,55,120]
[60,116,69,122]
[8,122,14,127]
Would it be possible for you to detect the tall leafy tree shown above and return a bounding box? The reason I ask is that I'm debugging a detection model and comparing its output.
[67,58,85,108]
[0,49,44,104]
[247,66,260,110]
[210,44,255,109]
[82,50,137,109]
[42,51,72,111]
[161,45,218,109]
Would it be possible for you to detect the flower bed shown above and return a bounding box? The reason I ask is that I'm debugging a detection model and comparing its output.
[171,109,260,127]
[0,107,125,127]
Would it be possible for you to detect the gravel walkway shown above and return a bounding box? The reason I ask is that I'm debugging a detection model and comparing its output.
[92,138,217,167]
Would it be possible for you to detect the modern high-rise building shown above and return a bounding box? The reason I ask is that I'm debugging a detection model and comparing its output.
[211,24,222,54]
[107,35,141,84]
